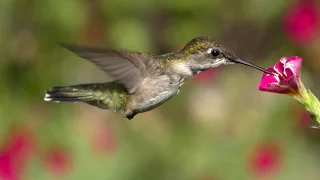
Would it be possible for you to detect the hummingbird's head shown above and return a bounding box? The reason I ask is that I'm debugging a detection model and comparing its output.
[181,36,271,74]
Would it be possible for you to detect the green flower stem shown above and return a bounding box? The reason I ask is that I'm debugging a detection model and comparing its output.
[306,90,320,128]
[293,87,320,128]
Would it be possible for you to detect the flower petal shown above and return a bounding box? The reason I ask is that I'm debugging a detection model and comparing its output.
[273,57,286,76]
[279,75,299,91]
[259,75,282,93]
[284,68,294,78]
[284,56,302,77]
[262,68,277,79]
[260,75,279,86]
[259,83,292,94]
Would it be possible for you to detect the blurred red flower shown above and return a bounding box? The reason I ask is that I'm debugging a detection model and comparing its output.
[293,105,317,133]
[0,151,19,180]
[248,141,282,178]
[91,123,117,155]
[44,147,72,176]
[283,0,320,45]
[0,128,35,180]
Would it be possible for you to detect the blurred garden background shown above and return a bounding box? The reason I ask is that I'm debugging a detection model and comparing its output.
[0,0,320,179]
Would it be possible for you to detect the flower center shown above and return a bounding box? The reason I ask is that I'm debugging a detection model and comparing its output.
[273,63,294,81]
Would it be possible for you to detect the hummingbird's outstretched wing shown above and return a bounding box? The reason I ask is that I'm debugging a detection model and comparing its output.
[61,44,149,94]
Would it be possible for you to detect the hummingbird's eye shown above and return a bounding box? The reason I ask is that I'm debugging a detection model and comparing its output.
[211,50,220,57]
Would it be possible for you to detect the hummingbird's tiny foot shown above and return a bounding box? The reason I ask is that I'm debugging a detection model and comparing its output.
[124,110,136,120]
[125,113,136,120]
[126,115,134,120]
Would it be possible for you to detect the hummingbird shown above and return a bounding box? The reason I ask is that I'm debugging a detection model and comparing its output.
[44,36,271,120]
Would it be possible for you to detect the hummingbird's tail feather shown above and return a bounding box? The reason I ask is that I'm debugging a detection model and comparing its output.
[44,86,93,102]
[44,82,129,111]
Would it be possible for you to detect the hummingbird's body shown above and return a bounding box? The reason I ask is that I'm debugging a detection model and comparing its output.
[45,36,270,119]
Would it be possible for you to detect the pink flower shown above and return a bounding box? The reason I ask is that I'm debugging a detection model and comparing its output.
[90,122,117,155]
[0,151,19,180]
[258,56,303,95]
[44,148,72,176]
[248,141,282,177]
[259,56,320,128]
[0,128,35,180]
[290,104,318,133]
[283,0,320,45]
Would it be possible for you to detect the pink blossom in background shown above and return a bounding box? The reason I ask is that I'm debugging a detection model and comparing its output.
[91,123,117,155]
[0,151,19,180]
[258,56,303,95]
[248,141,282,178]
[44,148,72,176]
[290,105,318,133]
[0,128,35,180]
[298,110,314,130]
[283,0,320,45]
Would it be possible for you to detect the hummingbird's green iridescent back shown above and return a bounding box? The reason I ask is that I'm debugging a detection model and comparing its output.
[45,82,129,112]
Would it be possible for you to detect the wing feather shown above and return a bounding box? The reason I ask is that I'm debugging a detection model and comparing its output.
[62,45,148,94]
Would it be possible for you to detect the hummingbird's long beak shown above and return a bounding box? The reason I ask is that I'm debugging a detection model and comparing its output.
[232,58,272,74]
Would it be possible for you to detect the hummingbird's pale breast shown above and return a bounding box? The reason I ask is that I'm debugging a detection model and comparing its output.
[128,74,182,113]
